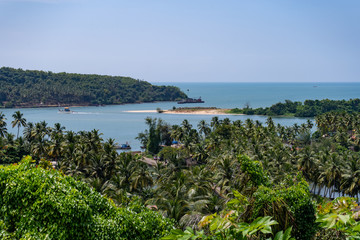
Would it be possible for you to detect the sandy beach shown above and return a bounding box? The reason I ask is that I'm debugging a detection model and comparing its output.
[124,108,244,115]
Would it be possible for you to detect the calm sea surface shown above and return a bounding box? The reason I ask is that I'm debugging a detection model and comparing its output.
[2,82,359,150]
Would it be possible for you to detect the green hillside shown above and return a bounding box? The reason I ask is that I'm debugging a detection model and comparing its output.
[0,67,187,107]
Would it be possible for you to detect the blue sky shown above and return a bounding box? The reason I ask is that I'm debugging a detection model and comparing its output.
[0,0,359,82]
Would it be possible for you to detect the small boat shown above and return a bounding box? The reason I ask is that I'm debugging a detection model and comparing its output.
[58,107,72,113]
[114,142,131,150]
[177,97,204,104]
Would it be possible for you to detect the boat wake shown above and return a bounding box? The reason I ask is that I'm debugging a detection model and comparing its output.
[71,111,102,115]
[58,111,100,115]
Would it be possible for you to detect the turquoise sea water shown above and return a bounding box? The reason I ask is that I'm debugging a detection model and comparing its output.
[2,82,359,151]
[171,82,360,108]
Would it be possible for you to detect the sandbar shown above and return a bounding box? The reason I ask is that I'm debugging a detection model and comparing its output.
[124,108,244,115]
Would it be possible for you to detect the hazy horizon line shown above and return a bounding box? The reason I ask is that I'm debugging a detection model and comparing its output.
[152,81,360,84]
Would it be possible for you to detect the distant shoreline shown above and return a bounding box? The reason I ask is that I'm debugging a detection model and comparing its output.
[125,108,245,116]
[0,101,178,109]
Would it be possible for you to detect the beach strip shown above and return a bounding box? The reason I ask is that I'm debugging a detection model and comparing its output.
[124,109,244,115]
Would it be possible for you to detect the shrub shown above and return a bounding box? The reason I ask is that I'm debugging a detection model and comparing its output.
[0,156,174,239]
[252,175,317,240]
[239,155,269,187]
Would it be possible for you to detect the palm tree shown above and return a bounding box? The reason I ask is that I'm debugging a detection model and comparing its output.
[23,122,34,142]
[192,143,209,164]
[148,172,190,223]
[198,120,210,139]
[102,138,117,178]
[297,146,316,179]
[130,162,154,192]
[171,124,183,142]
[105,174,130,205]
[11,111,27,138]
[210,116,219,130]
[318,153,343,198]
[115,152,138,192]
[0,112,7,137]
[48,133,64,162]
[296,131,312,146]
[52,122,65,134]
[340,154,360,197]
[181,119,192,138]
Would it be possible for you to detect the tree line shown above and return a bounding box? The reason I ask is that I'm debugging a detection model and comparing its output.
[229,98,360,117]
[0,67,187,107]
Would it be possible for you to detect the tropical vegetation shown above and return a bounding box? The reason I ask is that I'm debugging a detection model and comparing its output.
[1,109,360,239]
[0,67,187,107]
[0,156,174,239]
[228,98,360,117]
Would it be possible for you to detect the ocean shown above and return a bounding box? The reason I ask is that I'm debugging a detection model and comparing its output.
[1,82,359,151]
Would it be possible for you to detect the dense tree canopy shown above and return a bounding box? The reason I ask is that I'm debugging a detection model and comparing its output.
[0,67,187,107]
[229,99,360,117]
[1,109,360,239]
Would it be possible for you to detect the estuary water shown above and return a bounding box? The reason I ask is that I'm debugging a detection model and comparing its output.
[2,82,359,151]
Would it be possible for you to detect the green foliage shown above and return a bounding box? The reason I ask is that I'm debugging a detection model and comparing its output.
[146,118,162,154]
[3,109,360,239]
[227,108,244,114]
[198,211,235,235]
[239,155,269,187]
[236,216,278,238]
[316,212,360,239]
[38,158,54,170]
[158,146,188,168]
[227,190,249,213]
[0,147,22,164]
[197,215,291,240]
[271,227,295,240]
[317,197,358,216]
[230,98,360,117]
[0,156,174,239]
[4,102,14,108]
[252,176,317,240]
[0,67,187,107]
[316,197,360,239]
[140,117,174,154]
[161,227,206,240]
[0,112,7,137]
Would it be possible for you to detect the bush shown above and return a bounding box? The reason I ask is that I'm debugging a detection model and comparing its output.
[0,156,174,239]
[252,175,317,240]
[239,155,269,187]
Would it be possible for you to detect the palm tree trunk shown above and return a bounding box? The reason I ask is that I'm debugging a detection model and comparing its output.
[310,182,316,193]
[317,185,322,196]
[324,187,328,198]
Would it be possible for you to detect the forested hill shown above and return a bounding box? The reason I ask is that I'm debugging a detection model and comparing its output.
[0,67,187,108]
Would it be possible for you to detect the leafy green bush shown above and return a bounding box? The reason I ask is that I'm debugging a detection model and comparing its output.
[239,155,269,187]
[252,175,317,240]
[0,156,174,239]
[315,197,360,239]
